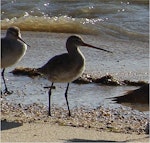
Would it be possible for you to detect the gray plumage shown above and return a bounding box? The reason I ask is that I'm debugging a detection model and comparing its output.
[1,26,29,94]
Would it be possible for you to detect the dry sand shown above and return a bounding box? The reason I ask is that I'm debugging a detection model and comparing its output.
[1,121,149,142]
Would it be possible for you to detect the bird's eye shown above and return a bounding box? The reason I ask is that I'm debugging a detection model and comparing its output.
[76,38,82,43]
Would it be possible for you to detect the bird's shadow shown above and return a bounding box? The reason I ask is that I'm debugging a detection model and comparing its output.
[65,137,149,142]
[1,119,23,130]
[65,138,123,142]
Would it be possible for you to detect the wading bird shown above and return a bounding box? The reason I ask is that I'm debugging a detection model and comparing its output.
[37,35,112,116]
[1,26,30,94]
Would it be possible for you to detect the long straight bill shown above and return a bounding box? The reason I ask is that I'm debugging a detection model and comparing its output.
[83,43,112,53]
[18,36,31,47]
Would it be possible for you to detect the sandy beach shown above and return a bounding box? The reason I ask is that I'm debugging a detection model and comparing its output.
[1,121,149,142]
[1,31,149,142]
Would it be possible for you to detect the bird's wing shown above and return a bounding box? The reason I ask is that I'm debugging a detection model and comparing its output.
[39,53,73,74]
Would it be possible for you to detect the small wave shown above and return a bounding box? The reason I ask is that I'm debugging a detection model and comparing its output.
[1,15,98,35]
[1,15,148,42]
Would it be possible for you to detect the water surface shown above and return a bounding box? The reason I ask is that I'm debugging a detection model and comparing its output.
[1,0,149,41]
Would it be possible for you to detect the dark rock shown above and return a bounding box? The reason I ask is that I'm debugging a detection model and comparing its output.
[93,75,121,86]
[11,67,42,77]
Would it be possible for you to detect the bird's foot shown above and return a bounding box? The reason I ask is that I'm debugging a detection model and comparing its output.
[1,89,13,95]
[68,112,71,117]
[44,86,56,89]
[48,112,52,116]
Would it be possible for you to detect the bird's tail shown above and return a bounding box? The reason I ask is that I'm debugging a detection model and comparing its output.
[36,67,46,75]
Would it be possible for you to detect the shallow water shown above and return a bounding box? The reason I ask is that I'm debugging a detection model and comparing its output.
[1,31,149,113]
[2,71,148,113]
[1,0,149,42]
[1,70,140,110]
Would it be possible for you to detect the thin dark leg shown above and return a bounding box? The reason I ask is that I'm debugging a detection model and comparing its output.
[1,68,12,94]
[65,83,71,116]
[48,82,54,116]
[2,69,7,90]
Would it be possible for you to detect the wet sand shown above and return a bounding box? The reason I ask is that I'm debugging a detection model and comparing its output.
[1,31,149,142]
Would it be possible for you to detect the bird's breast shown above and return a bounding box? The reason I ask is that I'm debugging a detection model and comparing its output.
[1,39,27,68]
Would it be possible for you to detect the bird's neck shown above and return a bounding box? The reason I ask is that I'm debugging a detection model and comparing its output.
[67,46,85,69]
[67,45,83,57]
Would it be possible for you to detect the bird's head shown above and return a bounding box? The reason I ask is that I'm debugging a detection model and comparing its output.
[66,35,112,53]
[6,26,30,47]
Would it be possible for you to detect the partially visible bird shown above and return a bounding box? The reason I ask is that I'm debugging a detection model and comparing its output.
[112,83,149,104]
[1,26,30,94]
[37,35,112,116]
